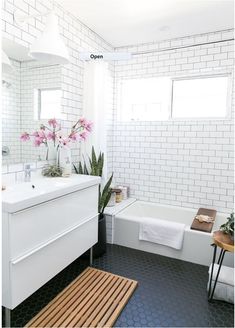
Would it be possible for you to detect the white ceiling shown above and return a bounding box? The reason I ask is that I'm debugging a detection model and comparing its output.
[55,0,234,47]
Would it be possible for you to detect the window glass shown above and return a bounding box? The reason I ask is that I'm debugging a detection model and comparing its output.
[34,88,62,120]
[119,77,171,121]
[172,76,229,118]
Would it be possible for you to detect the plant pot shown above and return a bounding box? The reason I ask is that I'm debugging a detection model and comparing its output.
[81,213,107,259]
[93,214,107,258]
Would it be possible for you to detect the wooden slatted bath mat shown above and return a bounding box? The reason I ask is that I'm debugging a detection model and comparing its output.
[25,267,138,328]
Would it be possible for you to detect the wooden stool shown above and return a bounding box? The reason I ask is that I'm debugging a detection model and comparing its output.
[208,231,234,302]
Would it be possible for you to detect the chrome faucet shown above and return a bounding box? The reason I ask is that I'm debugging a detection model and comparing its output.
[24,164,33,182]
[2,146,10,157]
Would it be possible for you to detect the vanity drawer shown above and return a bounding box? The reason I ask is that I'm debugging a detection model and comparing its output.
[9,215,98,309]
[10,185,98,260]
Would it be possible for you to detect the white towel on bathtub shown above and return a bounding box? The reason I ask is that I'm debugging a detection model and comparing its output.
[139,217,186,250]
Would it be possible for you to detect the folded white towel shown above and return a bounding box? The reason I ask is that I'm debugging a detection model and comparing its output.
[208,264,234,286]
[207,264,234,303]
[139,217,186,250]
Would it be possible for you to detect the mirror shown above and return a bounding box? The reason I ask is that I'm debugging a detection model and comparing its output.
[2,38,62,165]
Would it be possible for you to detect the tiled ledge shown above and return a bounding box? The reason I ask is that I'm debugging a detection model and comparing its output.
[104,198,136,216]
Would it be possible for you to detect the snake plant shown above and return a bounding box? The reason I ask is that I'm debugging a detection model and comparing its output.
[73,146,113,215]
[73,147,104,177]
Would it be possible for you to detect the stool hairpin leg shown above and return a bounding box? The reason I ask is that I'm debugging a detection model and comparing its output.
[217,248,224,264]
[208,244,217,299]
[209,249,226,302]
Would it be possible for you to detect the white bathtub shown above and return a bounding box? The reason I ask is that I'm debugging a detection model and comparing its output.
[114,201,234,267]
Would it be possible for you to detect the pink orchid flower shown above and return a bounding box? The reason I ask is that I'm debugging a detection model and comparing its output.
[34,137,43,147]
[57,132,63,141]
[59,137,71,147]
[32,131,39,137]
[85,121,93,132]
[78,118,93,131]
[48,118,59,129]
[79,131,88,141]
[38,130,47,140]
[69,132,79,141]
[20,132,30,141]
[78,117,88,128]
[47,132,56,141]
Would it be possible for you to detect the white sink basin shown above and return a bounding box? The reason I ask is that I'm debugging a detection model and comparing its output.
[2,174,101,213]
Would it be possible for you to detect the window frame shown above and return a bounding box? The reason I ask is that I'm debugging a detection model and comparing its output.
[117,72,232,122]
[34,87,62,121]
[170,72,232,121]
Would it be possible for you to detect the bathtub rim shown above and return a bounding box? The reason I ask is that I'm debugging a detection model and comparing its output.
[116,199,230,217]
[115,199,228,234]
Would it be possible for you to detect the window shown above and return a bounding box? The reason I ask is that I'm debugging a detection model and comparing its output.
[171,75,230,119]
[118,77,171,121]
[118,74,231,121]
[34,88,62,120]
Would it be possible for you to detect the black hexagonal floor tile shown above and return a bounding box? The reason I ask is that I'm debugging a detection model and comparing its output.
[2,245,234,327]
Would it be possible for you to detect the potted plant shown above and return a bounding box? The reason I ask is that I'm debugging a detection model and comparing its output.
[73,147,113,257]
[220,213,234,240]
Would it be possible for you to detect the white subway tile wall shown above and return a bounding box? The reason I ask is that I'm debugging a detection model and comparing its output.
[112,29,234,213]
[2,0,114,165]
[2,60,21,164]
[2,1,234,214]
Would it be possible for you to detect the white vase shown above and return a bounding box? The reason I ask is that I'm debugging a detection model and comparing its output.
[57,145,72,177]
[46,144,57,162]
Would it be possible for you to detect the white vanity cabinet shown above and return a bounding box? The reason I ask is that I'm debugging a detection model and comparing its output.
[2,176,100,310]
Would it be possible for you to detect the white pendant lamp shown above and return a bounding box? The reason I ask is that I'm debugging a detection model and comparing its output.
[29,12,70,64]
[2,50,13,74]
